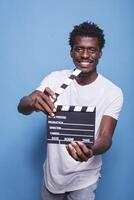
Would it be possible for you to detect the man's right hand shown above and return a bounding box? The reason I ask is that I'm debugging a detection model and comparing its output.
[18,87,57,116]
[32,88,57,116]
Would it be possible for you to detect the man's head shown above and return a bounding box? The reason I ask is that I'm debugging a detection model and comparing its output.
[69,22,105,74]
[69,21,105,51]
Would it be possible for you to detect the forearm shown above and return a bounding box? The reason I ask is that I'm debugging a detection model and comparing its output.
[91,116,117,156]
[91,136,112,156]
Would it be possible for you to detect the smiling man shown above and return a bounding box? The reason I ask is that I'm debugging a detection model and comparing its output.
[18,22,123,200]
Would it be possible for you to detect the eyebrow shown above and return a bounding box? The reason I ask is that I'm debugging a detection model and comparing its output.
[74,46,99,50]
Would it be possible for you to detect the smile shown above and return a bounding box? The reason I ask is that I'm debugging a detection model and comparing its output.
[78,60,94,64]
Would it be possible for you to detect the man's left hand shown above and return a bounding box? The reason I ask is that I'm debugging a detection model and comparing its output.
[66,141,93,162]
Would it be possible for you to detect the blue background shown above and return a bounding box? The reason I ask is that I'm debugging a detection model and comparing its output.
[0,0,133,199]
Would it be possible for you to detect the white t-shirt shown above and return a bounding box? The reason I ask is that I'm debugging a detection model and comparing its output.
[36,69,123,193]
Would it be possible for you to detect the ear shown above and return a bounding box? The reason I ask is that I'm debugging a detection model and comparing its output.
[99,51,102,58]
[70,49,73,58]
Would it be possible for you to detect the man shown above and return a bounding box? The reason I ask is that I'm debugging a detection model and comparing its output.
[18,22,123,200]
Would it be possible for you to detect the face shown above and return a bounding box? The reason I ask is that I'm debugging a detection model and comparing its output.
[70,36,102,74]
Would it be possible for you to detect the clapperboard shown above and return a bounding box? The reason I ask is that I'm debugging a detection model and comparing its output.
[47,68,96,146]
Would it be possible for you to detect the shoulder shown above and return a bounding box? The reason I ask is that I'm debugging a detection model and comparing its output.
[99,74,123,97]
[98,74,124,120]
[48,69,72,79]
[46,69,73,85]
[36,69,73,92]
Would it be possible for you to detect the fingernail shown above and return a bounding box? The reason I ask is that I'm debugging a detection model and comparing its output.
[50,97,54,102]
[72,142,76,146]
[51,113,55,117]
[53,108,57,112]
[77,141,82,145]
[69,144,73,149]
[53,95,56,99]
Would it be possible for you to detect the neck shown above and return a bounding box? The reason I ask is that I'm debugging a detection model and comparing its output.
[76,71,98,85]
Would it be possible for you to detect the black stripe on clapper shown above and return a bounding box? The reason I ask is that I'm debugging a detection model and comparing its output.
[56,105,62,111]
[81,106,88,112]
[61,84,68,89]
[68,106,75,112]
[69,74,76,80]
[55,92,60,98]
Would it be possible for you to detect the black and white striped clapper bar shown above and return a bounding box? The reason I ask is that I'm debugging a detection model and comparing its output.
[47,68,96,146]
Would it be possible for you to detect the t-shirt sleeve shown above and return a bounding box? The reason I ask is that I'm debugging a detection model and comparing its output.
[35,70,71,93]
[36,74,51,92]
[104,89,123,120]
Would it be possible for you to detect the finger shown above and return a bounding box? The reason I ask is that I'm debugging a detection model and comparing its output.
[44,87,56,100]
[42,93,56,112]
[77,142,93,158]
[71,142,88,161]
[66,144,81,161]
[35,96,55,116]
[34,103,45,112]
[38,92,56,111]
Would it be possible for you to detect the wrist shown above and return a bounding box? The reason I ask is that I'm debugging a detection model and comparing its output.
[90,148,94,157]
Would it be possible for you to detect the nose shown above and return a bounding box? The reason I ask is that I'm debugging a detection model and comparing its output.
[81,49,89,59]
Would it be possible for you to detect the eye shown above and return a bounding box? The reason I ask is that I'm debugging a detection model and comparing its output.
[88,47,98,53]
[74,47,83,52]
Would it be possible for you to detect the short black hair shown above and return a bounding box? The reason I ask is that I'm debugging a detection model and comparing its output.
[69,21,105,51]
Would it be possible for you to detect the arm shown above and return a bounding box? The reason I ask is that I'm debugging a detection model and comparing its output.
[17,88,57,116]
[66,115,117,162]
[92,115,117,155]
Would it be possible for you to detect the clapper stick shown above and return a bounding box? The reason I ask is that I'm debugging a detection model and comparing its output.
[47,68,96,145]
[54,68,81,100]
